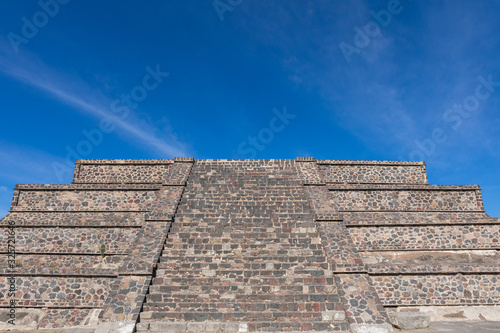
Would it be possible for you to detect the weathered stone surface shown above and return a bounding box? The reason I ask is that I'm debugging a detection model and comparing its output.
[388,311,430,330]
[12,185,161,211]
[0,211,145,227]
[0,276,110,307]
[0,254,124,276]
[317,161,426,184]
[1,157,499,332]
[372,274,500,306]
[0,226,139,253]
[341,211,492,226]
[349,224,500,251]
[349,323,394,333]
[0,309,44,331]
[396,305,500,322]
[139,160,348,331]
[75,162,172,184]
[329,186,481,212]
[361,250,500,274]
[317,222,365,272]
[95,320,135,333]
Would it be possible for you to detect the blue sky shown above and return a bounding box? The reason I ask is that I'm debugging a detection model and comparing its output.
[1,0,499,217]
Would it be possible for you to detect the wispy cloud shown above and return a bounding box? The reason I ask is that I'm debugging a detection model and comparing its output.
[0,142,70,184]
[274,1,499,166]
[0,40,188,158]
[0,142,71,219]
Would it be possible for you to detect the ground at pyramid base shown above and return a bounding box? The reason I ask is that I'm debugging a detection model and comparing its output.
[0,157,499,333]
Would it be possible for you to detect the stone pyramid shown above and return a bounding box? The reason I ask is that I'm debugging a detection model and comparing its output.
[1,157,498,332]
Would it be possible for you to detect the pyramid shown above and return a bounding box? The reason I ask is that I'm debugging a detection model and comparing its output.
[1,157,499,332]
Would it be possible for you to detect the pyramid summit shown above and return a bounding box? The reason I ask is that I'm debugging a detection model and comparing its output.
[1,157,499,332]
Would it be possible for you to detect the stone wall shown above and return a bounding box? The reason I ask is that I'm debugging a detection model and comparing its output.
[12,185,161,212]
[74,161,173,184]
[372,274,500,305]
[0,157,498,333]
[317,160,427,184]
[0,276,111,307]
[296,158,500,332]
[0,158,193,331]
[328,185,482,212]
[350,225,500,251]
[73,159,192,186]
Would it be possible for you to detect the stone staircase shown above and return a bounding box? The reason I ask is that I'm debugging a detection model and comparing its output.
[2,157,498,333]
[138,160,349,332]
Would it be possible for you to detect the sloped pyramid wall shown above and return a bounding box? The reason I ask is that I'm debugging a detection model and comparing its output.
[0,158,193,331]
[0,157,498,333]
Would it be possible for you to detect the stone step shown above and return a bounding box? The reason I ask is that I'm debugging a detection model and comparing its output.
[147,285,337,296]
[141,301,340,312]
[163,238,321,251]
[156,262,329,271]
[176,207,309,212]
[173,213,312,220]
[152,269,332,280]
[182,181,302,187]
[164,238,322,246]
[149,278,336,292]
[180,197,307,202]
[140,310,333,322]
[138,320,349,332]
[181,194,309,202]
[165,238,321,245]
[168,230,318,236]
[181,196,307,202]
[162,245,322,252]
[154,269,332,278]
[174,214,314,220]
[179,193,302,199]
[158,255,327,263]
[166,232,317,238]
[162,246,323,254]
[176,207,310,213]
[181,190,306,196]
[167,230,319,237]
[168,224,317,231]
[161,249,324,257]
[169,223,317,229]
[151,276,334,286]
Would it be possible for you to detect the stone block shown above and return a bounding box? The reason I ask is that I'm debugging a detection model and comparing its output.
[95,321,136,333]
[205,322,221,332]
[135,322,149,331]
[0,309,44,331]
[174,157,194,162]
[389,311,430,330]
[322,311,346,321]
[187,322,206,332]
[149,322,187,332]
[349,323,394,333]
[295,156,316,162]
[224,322,240,332]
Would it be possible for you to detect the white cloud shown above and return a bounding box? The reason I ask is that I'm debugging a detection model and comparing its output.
[0,142,71,184]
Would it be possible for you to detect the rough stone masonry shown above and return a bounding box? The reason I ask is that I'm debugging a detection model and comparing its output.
[0,157,499,333]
